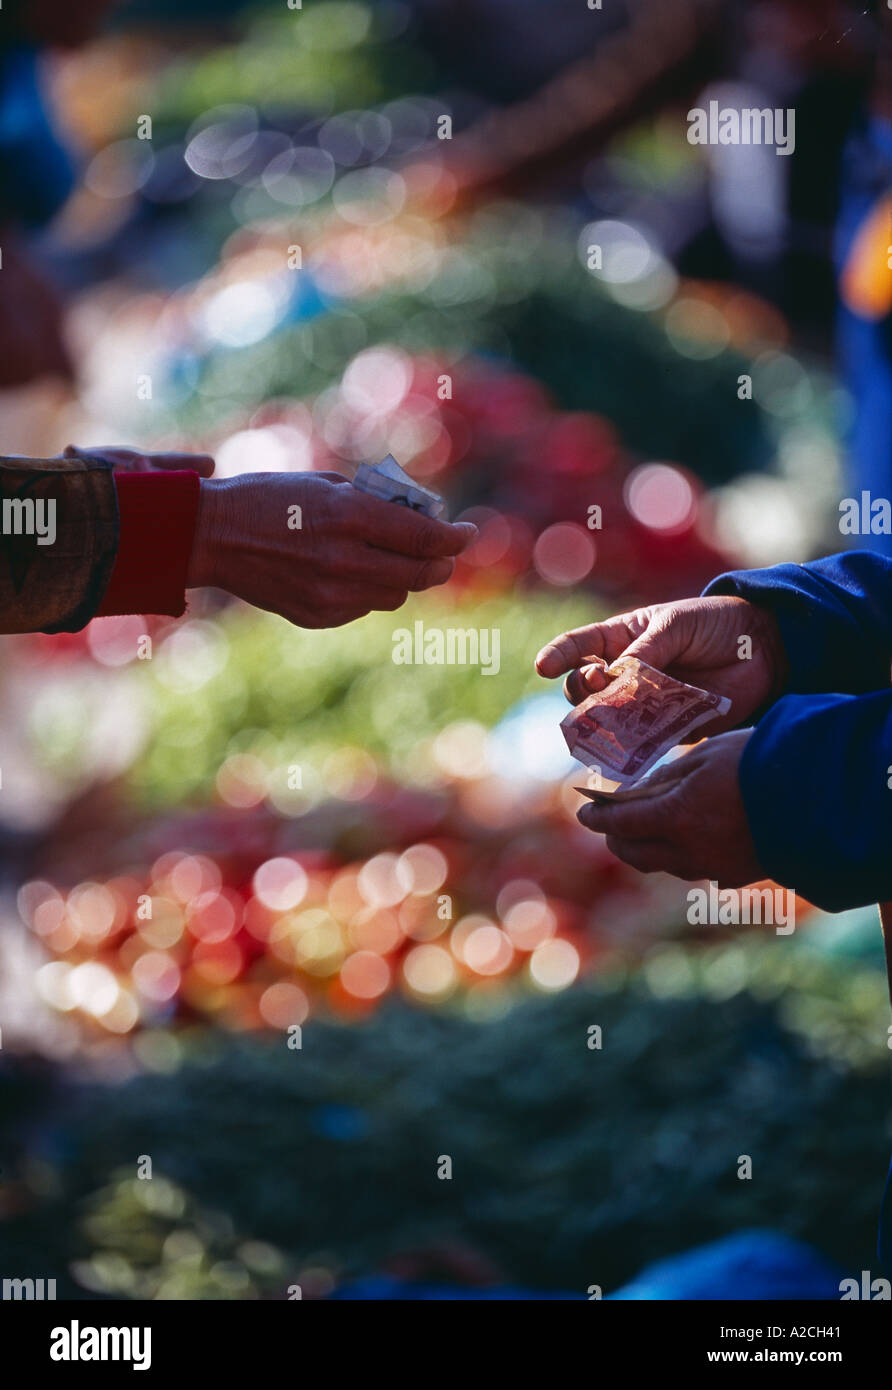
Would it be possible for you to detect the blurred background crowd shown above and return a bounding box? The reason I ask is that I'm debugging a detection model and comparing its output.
[0,0,890,1300]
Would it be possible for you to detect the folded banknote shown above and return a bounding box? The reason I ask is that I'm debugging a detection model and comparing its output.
[562,655,732,794]
[352,454,446,519]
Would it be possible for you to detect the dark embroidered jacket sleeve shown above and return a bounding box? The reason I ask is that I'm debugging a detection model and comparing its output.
[0,453,118,633]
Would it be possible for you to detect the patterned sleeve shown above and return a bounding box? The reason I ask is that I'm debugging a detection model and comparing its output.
[0,451,119,633]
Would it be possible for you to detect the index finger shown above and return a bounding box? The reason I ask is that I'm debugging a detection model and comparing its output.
[144,450,216,477]
[65,445,216,477]
[349,491,477,559]
[535,615,638,678]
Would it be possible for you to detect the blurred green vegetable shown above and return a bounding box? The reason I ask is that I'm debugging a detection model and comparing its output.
[2,943,889,1297]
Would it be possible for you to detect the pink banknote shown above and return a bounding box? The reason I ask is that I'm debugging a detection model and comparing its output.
[561,656,732,793]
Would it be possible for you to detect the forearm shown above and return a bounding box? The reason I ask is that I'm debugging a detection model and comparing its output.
[185,477,230,591]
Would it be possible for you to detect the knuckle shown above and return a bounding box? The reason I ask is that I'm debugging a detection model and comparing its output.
[412,558,451,590]
[649,607,675,635]
[341,551,375,582]
[409,523,437,559]
[315,487,350,533]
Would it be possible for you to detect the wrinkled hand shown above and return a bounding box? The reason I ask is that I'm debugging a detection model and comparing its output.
[536,594,789,736]
[64,445,215,476]
[187,471,476,629]
[576,730,763,886]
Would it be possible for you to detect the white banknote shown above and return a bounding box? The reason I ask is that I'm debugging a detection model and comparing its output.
[353,454,446,519]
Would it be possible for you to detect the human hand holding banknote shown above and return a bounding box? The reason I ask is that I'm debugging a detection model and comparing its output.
[535,595,791,884]
[536,595,789,726]
[571,729,762,885]
[188,461,473,628]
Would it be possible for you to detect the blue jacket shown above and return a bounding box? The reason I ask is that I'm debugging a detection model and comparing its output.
[704,551,892,913]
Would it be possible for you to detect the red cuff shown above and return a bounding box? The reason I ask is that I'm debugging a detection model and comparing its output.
[96,470,201,618]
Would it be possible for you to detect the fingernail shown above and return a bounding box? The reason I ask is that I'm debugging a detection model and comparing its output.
[578,667,602,692]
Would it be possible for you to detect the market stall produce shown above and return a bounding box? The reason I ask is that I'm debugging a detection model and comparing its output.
[0,0,879,1306]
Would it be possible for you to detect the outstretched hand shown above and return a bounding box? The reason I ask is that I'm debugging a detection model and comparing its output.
[187,471,477,629]
[536,594,789,737]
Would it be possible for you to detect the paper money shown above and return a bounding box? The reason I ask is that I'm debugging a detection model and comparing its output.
[574,780,671,805]
[352,454,446,519]
[562,655,731,794]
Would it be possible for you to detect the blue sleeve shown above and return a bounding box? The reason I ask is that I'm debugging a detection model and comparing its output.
[704,550,892,695]
[702,551,892,911]
[739,690,892,911]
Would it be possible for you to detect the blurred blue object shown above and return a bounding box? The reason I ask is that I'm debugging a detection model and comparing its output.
[793,904,887,965]
[309,1103,368,1142]
[330,1231,843,1299]
[488,690,576,785]
[0,46,76,226]
[281,270,332,327]
[609,1231,843,1301]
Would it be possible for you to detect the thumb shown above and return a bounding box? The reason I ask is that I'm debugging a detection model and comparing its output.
[573,620,678,695]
